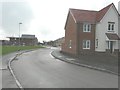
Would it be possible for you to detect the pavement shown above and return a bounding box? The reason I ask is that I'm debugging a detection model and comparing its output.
[1,52,18,88]
[51,50,119,75]
[1,50,35,88]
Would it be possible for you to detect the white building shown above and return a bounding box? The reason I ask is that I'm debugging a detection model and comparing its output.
[95,3,120,53]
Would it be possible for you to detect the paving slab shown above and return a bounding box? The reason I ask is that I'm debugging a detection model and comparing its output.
[51,50,119,75]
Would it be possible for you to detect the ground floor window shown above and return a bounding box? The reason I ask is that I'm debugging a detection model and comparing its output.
[69,40,72,48]
[96,39,98,48]
[83,40,90,49]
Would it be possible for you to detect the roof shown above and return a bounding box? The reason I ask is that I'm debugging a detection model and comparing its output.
[106,33,120,40]
[7,34,37,39]
[96,3,113,22]
[69,3,118,23]
[22,34,35,39]
[70,9,97,23]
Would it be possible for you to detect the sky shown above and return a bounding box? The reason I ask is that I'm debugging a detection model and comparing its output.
[0,0,120,42]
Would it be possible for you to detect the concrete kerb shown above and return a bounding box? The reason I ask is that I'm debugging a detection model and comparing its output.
[51,50,119,76]
[7,49,36,89]
[8,53,24,90]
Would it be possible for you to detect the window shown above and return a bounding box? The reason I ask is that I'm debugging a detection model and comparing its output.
[83,40,90,49]
[69,40,72,48]
[83,24,91,32]
[96,39,98,48]
[108,22,115,31]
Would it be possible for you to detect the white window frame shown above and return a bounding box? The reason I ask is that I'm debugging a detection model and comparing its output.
[108,22,115,32]
[83,40,90,49]
[69,40,72,48]
[96,39,98,48]
[83,23,91,32]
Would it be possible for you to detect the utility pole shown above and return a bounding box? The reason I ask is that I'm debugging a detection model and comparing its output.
[19,22,22,47]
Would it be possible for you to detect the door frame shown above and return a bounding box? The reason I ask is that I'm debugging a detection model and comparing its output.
[110,41,113,53]
[108,41,113,53]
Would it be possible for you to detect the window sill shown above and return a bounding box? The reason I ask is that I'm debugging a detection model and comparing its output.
[83,31,91,33]
[107,31,115,33]
[83,48,90,49]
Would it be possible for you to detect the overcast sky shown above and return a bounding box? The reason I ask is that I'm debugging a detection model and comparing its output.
[0,0,119,42]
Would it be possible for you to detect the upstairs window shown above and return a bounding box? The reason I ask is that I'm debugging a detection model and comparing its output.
[108,22,115,32]
[83,24,91,32]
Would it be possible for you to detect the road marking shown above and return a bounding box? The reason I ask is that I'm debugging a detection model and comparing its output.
[49,51,55,58]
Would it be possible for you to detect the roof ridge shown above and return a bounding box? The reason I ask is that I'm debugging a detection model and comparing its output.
[69,8,97,12]
[96,3,113,22]
[68,3,116,23]
[98,3,113,12]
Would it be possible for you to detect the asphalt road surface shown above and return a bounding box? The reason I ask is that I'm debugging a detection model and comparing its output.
[11,48,118,88]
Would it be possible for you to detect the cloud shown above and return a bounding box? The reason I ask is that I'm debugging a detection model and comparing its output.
[2,1,34,36]
[1,0,119,42]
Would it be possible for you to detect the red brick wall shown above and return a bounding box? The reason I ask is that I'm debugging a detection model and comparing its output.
[78,23,95,54]
[62,12,77,55]
[62,12,96,56]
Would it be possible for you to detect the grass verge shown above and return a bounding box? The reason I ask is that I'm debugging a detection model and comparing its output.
[0,45,44,56]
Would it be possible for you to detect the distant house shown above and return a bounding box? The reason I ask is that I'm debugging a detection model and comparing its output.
[62,3,120,56]
[46,37,65,47]
[0,40,9,45]
[53,37,65,47]
[8,34,38,46]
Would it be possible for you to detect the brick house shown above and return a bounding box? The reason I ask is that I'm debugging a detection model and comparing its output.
[0,40,9,45]
[53,37,65,47]
[62,3,120,56]
[8,34,38,46]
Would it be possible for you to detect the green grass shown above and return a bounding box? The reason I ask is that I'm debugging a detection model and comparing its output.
[0,45,44,56]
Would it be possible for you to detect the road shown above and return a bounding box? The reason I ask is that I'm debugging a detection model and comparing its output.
[11,48,118,88]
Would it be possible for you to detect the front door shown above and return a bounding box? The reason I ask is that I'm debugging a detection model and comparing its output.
[110,41,113,53]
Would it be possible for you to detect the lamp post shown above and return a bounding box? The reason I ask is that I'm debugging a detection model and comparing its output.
[19,22,22,47]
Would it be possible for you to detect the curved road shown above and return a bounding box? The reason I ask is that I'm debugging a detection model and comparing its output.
[11,48,118,88]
